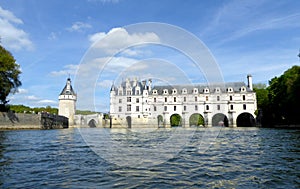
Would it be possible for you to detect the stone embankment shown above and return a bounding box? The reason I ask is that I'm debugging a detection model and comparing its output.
[0,111,68,130]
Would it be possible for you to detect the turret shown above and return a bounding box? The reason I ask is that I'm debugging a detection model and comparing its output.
[58,77,77,125]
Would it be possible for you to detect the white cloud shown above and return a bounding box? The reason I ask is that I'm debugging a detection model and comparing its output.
[67,21,92,32]
[0,6,33,51]
[50,64,79,77]
[88,27,160,55]
[26,95,40,100]
[48,32,57,40]
[17,88,28,94]
[37,99,57,105]
[97,80,113,88]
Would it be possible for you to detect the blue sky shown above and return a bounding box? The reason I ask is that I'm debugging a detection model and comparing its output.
[0,0,299,112]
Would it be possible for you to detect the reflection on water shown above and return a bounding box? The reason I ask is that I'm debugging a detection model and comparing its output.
[0,128,299,188]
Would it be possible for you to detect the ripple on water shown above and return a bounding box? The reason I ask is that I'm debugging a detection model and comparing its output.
[0,128,299,188]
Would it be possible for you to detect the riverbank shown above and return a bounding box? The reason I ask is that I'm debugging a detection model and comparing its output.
[0,112,68,130]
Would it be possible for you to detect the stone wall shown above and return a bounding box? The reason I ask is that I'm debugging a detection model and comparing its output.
[0,112,68,130]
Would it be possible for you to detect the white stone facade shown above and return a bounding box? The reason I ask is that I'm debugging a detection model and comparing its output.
[58,78,77,125]
[110,76,257,128]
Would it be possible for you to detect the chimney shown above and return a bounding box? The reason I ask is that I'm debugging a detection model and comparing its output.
[247,74,253,90]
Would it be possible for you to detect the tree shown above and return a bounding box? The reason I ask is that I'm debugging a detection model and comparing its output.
[268,65,300,125]
[0,45,22,110]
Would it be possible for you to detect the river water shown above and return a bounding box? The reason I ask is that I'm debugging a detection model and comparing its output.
[0,127,299,188]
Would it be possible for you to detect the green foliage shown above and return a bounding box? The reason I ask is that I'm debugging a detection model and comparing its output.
[76,109,99,115]
[8,104,58,114]
[255,65,300,126]
[170,114,181,126]
[189,113,204,126]
[103,113,110,119]
[267,65,300,125]
[0,45,22,107]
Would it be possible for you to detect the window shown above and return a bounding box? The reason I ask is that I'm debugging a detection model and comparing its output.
[136,98,139,103]
[174,97,176,102]
[243,104,246,110]
[126,90,131,95]
[172,89,177,94]
[230,104,233,110]
[184,97,186,102]
[127,104,131,111]
[118,106,122,112]
[182,88,187,94]
[127,97,131,102]
[163,89,168,94]
[165,97,167,102]
[229,96,233,101]
[217,105,220,110]
[195,105,198,111]
[119,99,122,103]
[193,88,198,94]
[206,96,209,101]
[153,90,157,95]
[227,87,233,92]
[184,106,186,111]
[154,98,157,102]
[195,96,198,102]
[136,90,140,95]
[118,90,123,95]
[164,106,167,111]
[138,115,140,118]
[204,88,209,93]
[217,96,220,101]
[136,106,139,112]
[243,95,246,101]
[154,106,157,111]
[206,105,209,110]
[174,106,176,111]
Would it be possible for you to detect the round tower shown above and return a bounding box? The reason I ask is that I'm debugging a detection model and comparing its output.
[58,78,77,125]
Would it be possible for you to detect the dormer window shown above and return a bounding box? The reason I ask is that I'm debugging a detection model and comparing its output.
[172,89,177,94]
[163,89,168,95]
[182,88,187,94]
[215,87,220,93]
[240,86,246,92]
[152,90,157,95]
[204,88,210,93]
[227,87,233,93]
[193,88,198,94]
[118,89,123,95]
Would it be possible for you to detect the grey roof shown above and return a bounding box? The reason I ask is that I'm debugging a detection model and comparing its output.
[151,82,251,94]
[60,78,76,95]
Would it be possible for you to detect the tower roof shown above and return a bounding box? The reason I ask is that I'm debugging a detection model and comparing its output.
[60,78,76,96]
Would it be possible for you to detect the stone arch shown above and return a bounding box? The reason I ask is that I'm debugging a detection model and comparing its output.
[88,119,97,128]
[237,112,255,127]
[170,114,182,127]
[212,113,228,127]
[157,115,163,127]
[126,116,132,128]
[189,113,205,127]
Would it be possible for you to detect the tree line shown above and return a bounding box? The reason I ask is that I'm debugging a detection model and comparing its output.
[254,65,300,127]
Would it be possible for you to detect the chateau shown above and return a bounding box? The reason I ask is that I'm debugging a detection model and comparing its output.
[110,75,257,128]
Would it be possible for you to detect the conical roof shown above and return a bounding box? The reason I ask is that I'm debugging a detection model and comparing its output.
[60,78,76,95]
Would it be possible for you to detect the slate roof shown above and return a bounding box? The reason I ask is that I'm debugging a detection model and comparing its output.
[113,79,252,95]
[60,78,76,95]
[152,82,251,94]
